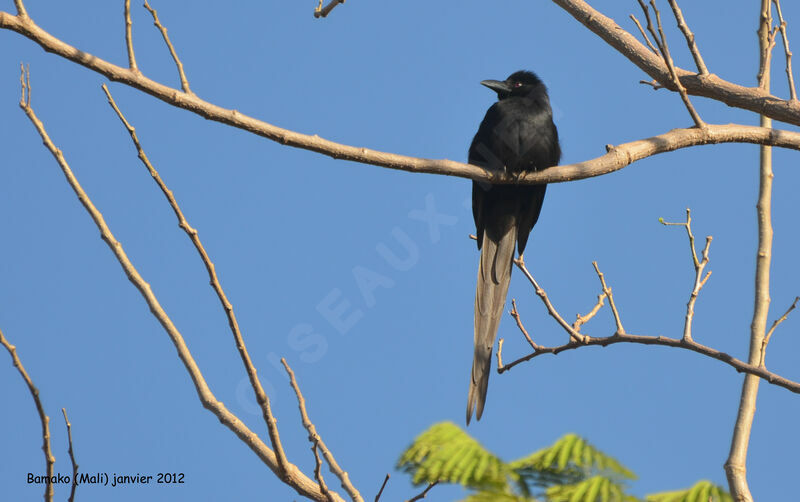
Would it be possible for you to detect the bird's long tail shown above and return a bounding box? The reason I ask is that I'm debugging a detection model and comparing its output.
[467,223,516,424]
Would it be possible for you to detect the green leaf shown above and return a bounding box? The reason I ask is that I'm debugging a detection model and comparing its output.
[397,422,508,490]
[544,475,639,502]
[509,434,636,484]
[557,434,579,470]
[461,489,538,502]
[646,480,732,502]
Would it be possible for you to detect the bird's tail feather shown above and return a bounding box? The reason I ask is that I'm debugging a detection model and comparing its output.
[467,223,516,424]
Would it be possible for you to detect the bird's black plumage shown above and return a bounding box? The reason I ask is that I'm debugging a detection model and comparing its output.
[467,70,560,424]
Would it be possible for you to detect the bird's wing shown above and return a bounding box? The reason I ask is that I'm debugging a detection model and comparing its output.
[516,184,547,256]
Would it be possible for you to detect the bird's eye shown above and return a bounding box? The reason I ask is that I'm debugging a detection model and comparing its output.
[513,82,522,88]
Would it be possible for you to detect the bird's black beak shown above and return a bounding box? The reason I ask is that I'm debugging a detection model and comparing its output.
[480,79,512,94]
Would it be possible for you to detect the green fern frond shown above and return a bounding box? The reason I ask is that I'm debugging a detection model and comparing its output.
[646,480,732,502]
[397,422,508,489]
[510,434,636,482]
[545,475,640,502]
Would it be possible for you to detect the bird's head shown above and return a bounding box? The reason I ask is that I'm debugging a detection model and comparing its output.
[480,70,543,100]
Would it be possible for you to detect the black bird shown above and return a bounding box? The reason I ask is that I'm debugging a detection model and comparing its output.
[467,70,561,424]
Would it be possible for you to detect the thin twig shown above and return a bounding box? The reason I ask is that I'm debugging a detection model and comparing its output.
[374,474,390,502]
[630,14,659,55]
[1,327,54,502]
[18,67,341,502]
[666,0,708,74]
[497,338,505,370]
[496,326,800,398]
[637,0,660,50]
[142,0,192,94]
[282,359,364,502]
[592,262,625,335]
[406,481,439,502]
[100,83,293,480]
[760,296,800,367]
[514,258,587,343]
[573,293,607,332]
[315,0,346,18]
[661,209,713,342]
[639,79,665,90]
[312,443,337,502]
[510,299,539,350]
[61,408,79,502]
[758,23,780,89]
[124,0,138,72]
[550,0,800,124]
[646,0,706,128]
[772,0,798,100]
[660,209,699,266]
[14,0,27,17]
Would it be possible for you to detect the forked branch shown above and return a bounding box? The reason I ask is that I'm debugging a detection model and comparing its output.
[499,249,800,400]
[283,358,363,502]
[2,9,800,187]
[100,83,293,481]
[592,261,625,335]
[18,67,343,502]
[660,209,712,342]
[514,258,587,343]
[636,0,705,128]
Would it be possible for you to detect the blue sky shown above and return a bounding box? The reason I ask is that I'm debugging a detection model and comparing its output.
[2,1,800,500]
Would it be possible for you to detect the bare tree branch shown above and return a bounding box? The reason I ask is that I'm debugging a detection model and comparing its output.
[630,14,659,55]
[772,0,798,100]
[374,474,390,502]
[760,296,800,367]
[2,10,800,187]
[497,337,505,370]
[498,256,800,400]
[61,408,79,502]
[100,84,295,480]
[17,67,343,502]
[282,358,363,502]
[666,0,708,74]
[142,0,192,94]
[315,0,346,19]
[406,481,439,502]
[510,299,539,350]
[726,4,775,499]
[514,258,588,343]
[641,0,705,128]
[124,0,138,72]
[548,0,800,125]
[592,261,625,335]
[496,324,800,398]
[312,443,337,502]
[661,209,712,342]
[13,0,26,18]
[573,292,607,332]
[1,326,54,502]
